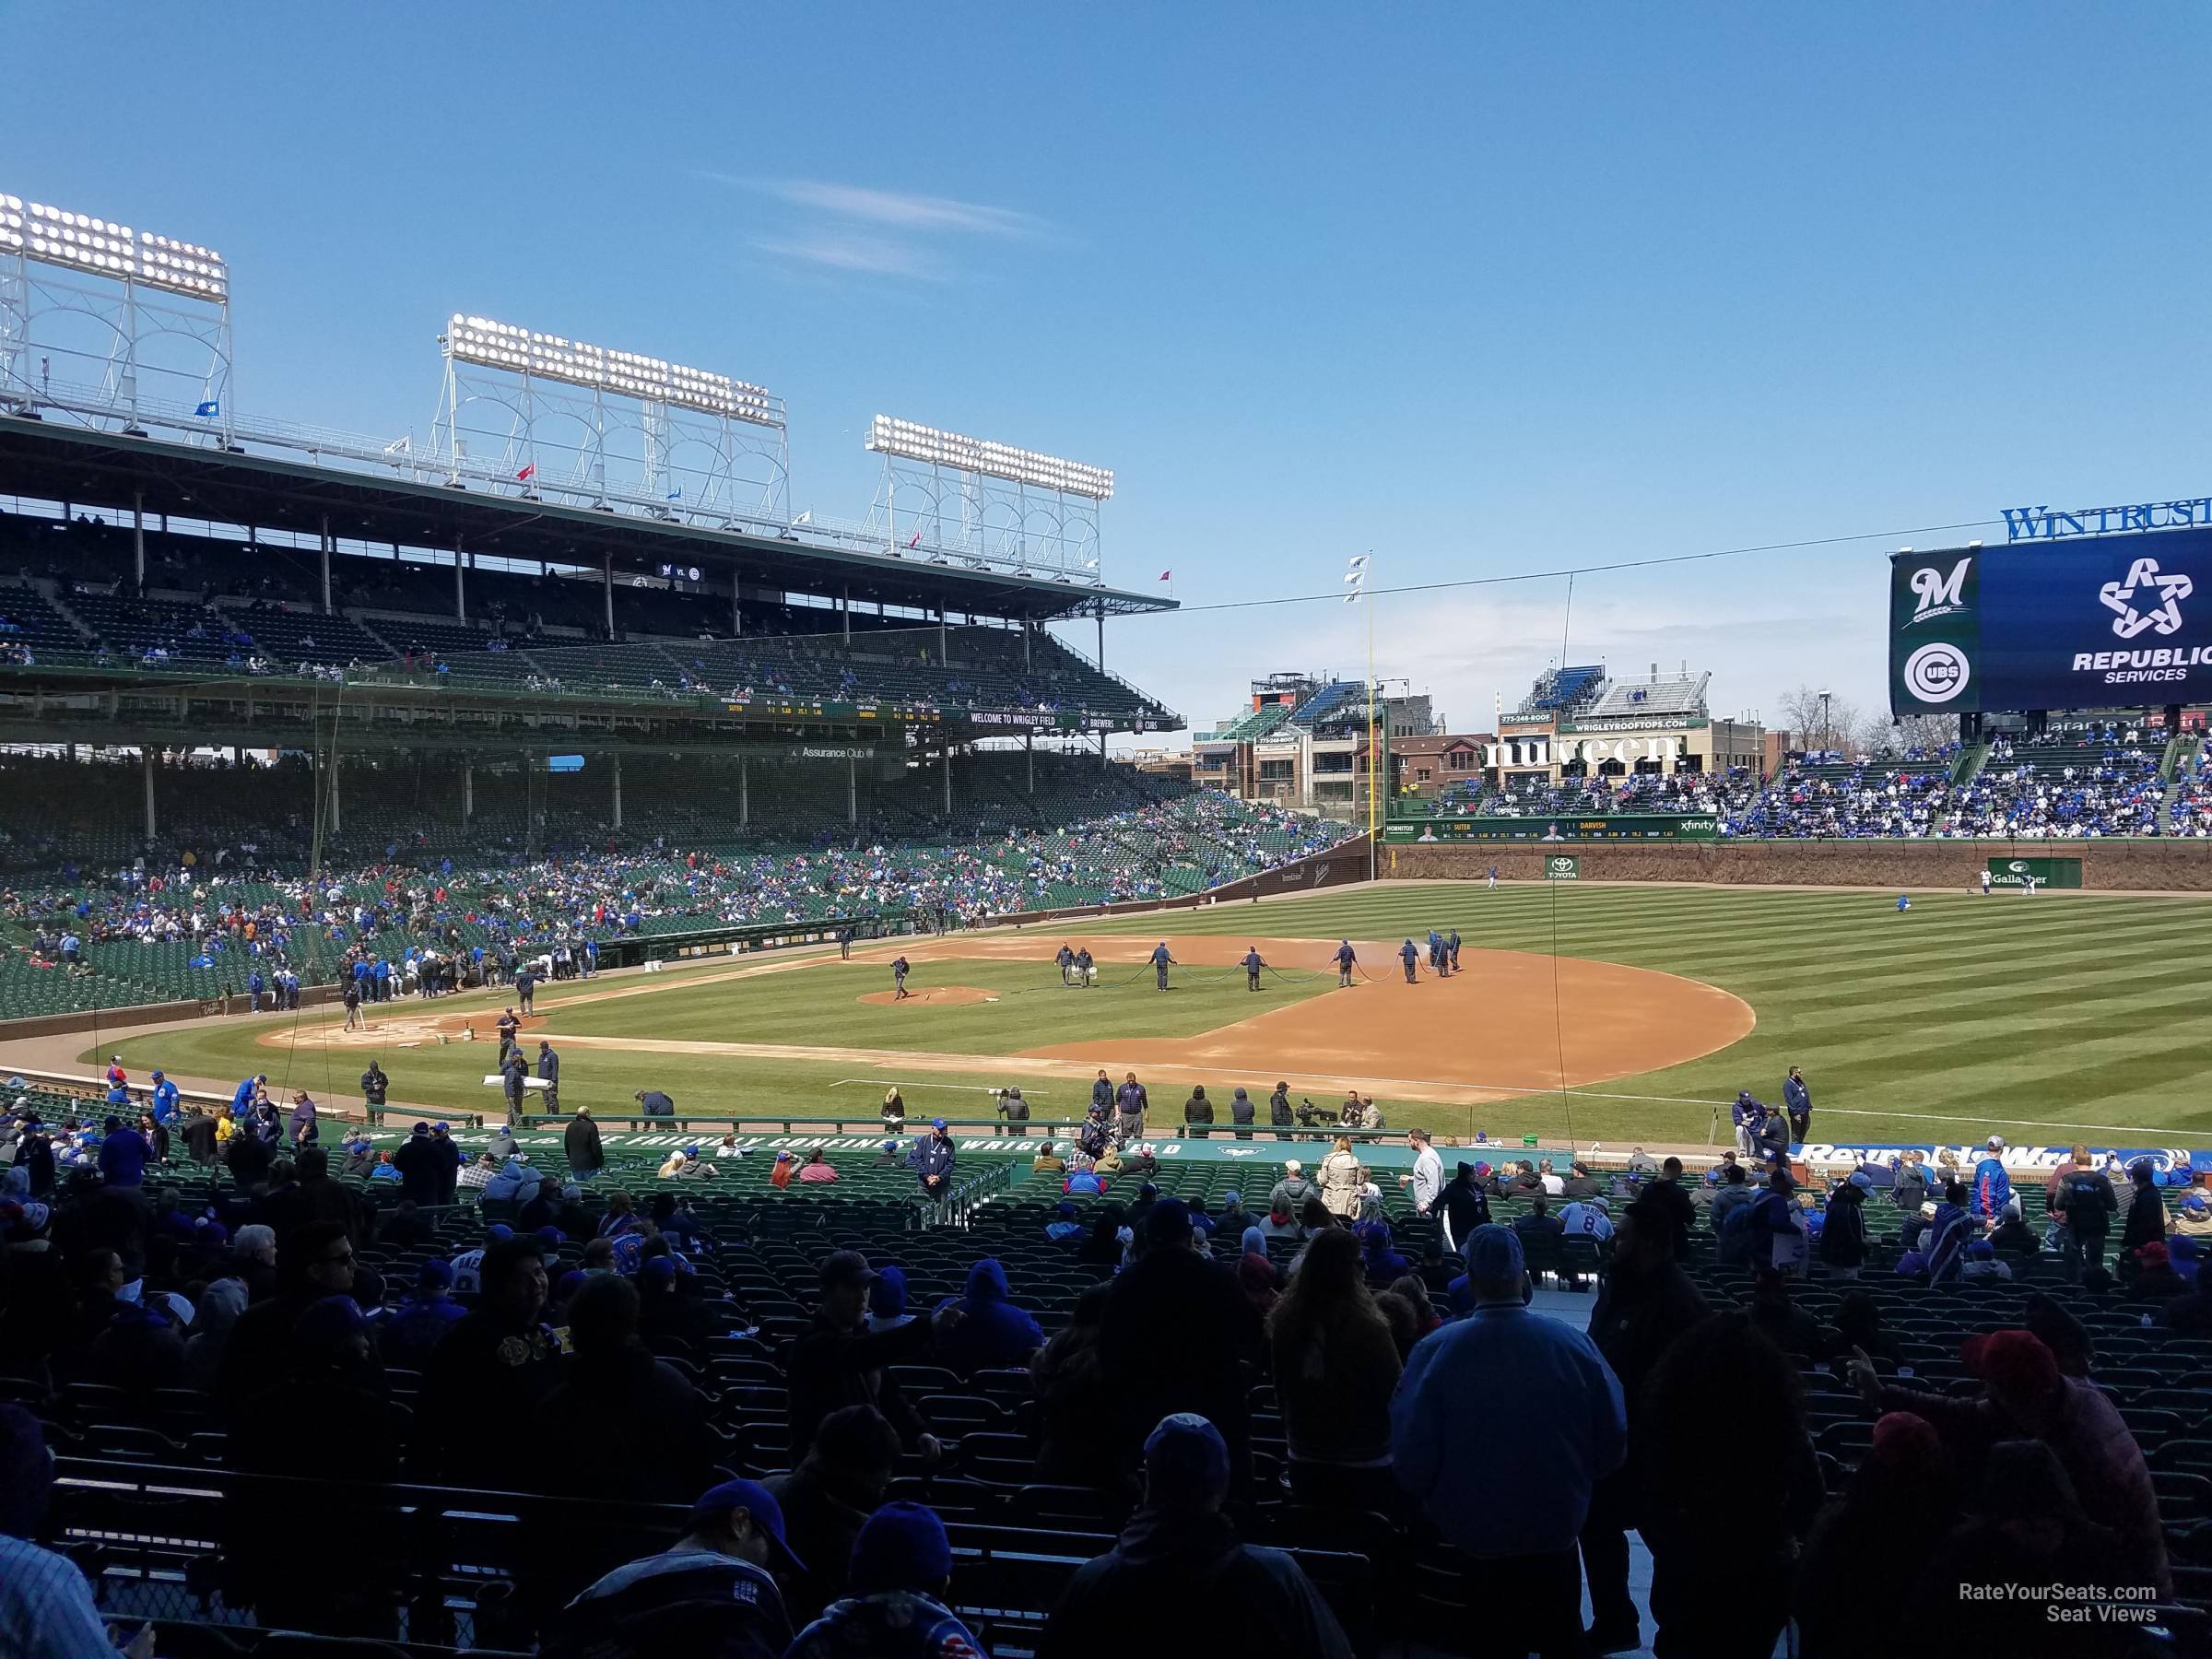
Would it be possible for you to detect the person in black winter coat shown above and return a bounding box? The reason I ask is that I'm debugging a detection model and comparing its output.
[2119,1163,2167,1258]
[1820,1175,1870,1279]
[1099,1202,1262,1489]
[1269,1084,1295,1136]
[1439,1162,1491,1255]
[392,1124,444,1206]
[563,1107,605,1177]
[1582,1191,1712,1652]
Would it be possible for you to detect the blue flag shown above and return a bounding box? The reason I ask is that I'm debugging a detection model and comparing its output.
[194,400,220,418]
[666,487,682,500]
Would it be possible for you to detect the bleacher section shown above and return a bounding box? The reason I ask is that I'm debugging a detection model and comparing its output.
[0,510,1178,730]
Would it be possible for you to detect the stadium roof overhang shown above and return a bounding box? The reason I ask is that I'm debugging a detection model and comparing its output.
[0,415,1175,624]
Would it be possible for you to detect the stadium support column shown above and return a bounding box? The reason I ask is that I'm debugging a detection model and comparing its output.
[142,748,156,841]
[132,491,145,590]
[942,737,953,815]
[604,551,616,637]
[841,584,851,645]
[1026,732,1034,794]
[739,757,749,827]
[611,752,623,830]
[847,758,857,824]
[462,761,473,827]
[938,607,948,663]
[326,749,342,835]
[732,568,742,635]
[454,540,466,622]
[319,515,333,615]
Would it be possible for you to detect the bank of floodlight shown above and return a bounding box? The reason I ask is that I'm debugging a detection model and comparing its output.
[0,193,229,301]
[444,314,781,428]
[866,415,1112,500]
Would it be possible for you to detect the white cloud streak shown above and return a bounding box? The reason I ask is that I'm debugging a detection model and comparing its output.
[699,172,1049,283]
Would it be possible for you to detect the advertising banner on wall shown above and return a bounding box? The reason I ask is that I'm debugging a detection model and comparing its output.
[1890,526,2212,714]
[1384,815,1717,843]
[1544,854,1580,881]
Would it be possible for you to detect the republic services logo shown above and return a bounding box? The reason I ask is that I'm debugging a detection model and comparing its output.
[2100,557,2193,640]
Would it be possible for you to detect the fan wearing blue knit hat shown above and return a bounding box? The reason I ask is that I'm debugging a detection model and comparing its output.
[556,1475,803,1657]
[783,1500,983,1659]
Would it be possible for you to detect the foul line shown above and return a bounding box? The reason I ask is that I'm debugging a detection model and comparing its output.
[830,1078,1053,1098]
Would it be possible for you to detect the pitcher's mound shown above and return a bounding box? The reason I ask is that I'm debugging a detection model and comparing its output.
[858,986,994,1006]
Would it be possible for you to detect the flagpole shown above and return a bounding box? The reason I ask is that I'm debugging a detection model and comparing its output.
[1366,552,1379,877]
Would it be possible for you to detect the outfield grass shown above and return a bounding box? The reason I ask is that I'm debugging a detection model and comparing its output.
[89,882,2212,1150]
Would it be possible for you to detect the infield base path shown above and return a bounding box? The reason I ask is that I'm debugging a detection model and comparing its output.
[506,933,1753,1107]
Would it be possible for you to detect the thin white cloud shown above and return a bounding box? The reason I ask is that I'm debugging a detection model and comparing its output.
[759,179,1044,239]
[699,171,1049,283]
[747,232,947,281]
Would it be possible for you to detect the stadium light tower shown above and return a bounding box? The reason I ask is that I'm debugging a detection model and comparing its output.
[865,414,1112,581]
[430,314,789,526]
[0,189,233,444]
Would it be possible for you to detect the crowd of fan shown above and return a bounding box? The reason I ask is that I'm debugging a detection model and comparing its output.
[2,1058,2204,1657]
[1,759,1351,1010]
[1461,727,2196,840]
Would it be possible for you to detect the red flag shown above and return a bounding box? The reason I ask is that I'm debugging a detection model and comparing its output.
[907,529,923,548]
[515,464,535,482]
[1159,570,1171,582]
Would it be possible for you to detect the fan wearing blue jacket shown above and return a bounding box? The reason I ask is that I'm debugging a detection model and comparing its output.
[932,1258,1045,1374]
[1971,1135,2014,1221]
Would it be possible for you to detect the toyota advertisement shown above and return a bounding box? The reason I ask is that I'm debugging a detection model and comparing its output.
[1889,527,2212,715]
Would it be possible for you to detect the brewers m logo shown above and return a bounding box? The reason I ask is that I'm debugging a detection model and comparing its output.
[1907,556,1971,624]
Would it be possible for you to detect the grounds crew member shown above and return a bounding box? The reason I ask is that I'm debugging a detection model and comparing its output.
[360,1061,389,1113]
[1150,941,1175,990]
[1399,938,1419,983]
[513,966,536,1015]
[1115,1073,1148,1143]
[1057,944,1077,985]
[1447,929,1462,971]
[1783,1066,1811,1143]
[1335,939,1357,987]
[892,955,912,1000]
[1075,946,1096,987]
[1242,947,1265,991]
[496,1007,521,1064]
[914,1118,958,1202]
[500,1049,528,1127]
[636,1088,677,1118]
[535,1041,560,1114]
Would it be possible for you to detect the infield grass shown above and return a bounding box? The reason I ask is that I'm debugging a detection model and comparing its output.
[88,881,2212,1150]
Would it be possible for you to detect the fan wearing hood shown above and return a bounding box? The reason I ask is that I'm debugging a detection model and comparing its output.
[933,1258,1045,1375]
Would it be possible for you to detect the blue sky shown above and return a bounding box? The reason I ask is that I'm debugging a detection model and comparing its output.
[10,2,2209,740]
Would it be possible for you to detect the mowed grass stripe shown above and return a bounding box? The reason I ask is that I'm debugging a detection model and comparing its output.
[85,882,2212,1149]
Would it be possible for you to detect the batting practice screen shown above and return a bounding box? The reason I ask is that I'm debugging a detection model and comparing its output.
[1889,527,2212,714]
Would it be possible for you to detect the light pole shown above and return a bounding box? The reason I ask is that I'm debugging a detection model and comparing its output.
[1818,689,1832,753]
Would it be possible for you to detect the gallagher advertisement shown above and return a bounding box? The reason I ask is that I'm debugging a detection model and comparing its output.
[1889,525,2212,715]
